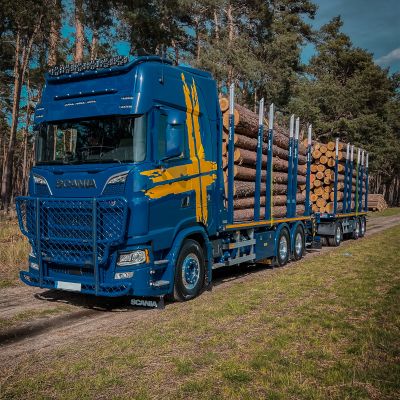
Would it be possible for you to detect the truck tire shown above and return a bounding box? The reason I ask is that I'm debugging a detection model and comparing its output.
[275,229,290,267]
[352,218,360,240]
[173,239,205,302]
[328,223,342,247]
[293,226,305,261]
[359,216,366,237]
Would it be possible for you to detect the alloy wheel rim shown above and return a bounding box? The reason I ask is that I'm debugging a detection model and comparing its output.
[279,236,288,260]
[182,253,200,290]
[295,232,303,256]
[336,227,341,243]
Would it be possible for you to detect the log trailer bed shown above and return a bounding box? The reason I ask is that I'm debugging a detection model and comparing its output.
[15,56,368,306]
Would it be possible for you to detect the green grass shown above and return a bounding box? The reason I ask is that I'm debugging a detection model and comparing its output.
[0,219,29,288]
[368,207,400,219]
[1,225,399,400]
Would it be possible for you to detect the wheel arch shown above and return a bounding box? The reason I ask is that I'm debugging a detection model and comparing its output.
[166,225,212,292]
[274,223,291,257]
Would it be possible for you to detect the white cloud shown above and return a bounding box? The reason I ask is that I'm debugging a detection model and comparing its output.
[375,47,400,66]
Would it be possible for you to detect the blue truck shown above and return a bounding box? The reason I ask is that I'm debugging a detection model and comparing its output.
[16,55,369,306]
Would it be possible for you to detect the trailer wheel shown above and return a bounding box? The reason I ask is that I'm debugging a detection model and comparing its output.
[173,239,205,302]
[275,229,290,267]
[359,216,366,237]
[352,218,360,240]
[293,226,305,261]
[328,223,342,247]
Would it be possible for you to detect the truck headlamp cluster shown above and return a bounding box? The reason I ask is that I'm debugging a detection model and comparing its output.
[48,56,129,77]
[107,172,128,185]
[117,250,147,266]
[33,174,48,186]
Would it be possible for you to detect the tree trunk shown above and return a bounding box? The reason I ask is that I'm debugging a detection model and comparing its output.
[234,205,305,221]
[90,28,98,61]
[234,193,306,209]
[1,15,43,209]
[48,0,61,66]
[74,0,85,63]
[234,181,287,198]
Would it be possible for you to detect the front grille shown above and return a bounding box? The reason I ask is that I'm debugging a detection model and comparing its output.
[17,197,128,266]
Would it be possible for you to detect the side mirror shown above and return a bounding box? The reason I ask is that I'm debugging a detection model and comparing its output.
[165,111,185,159]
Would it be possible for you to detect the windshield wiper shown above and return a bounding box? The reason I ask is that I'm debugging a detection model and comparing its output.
[81,158,122,164]
[36,160,74,165]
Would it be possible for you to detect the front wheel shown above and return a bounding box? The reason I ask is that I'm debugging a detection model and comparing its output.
[173,239,205,301]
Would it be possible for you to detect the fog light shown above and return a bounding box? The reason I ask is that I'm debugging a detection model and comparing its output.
[117,250,147,266]
[115,271,134,280]
[30,262,39,270]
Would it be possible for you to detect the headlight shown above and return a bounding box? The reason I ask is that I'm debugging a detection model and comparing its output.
[117,250,147,266]
[107,173,128,185]
[33,174,48,185]
[115,272,134,280]
[30,262,39,270]
[29,246,36,258]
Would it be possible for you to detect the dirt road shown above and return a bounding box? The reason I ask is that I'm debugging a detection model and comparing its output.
[1,214,400,364]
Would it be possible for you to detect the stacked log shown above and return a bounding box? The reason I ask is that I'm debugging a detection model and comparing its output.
[220,98,307,221]
[307,140,367,213]
[368,194,387,211]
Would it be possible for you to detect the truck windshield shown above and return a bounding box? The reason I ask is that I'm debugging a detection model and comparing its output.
[35,115,146,164]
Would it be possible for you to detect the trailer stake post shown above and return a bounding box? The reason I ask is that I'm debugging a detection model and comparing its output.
[304,124,312,216]
[254,98,264,221]
[265,104,274,222]
[227,84,235,224]
[286,114,295,217]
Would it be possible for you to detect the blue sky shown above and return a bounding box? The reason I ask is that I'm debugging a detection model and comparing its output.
[303,0,400,72]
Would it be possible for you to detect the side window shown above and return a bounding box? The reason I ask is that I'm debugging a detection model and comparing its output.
[155,108,188,161]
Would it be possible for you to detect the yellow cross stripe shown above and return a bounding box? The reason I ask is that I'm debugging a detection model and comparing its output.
[141,73,217,225]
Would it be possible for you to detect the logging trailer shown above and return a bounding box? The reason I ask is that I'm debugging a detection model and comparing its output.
[15,56,368,306]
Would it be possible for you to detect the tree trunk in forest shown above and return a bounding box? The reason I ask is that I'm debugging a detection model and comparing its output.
[1,15,43,210]
[48,1,61,66]
[90,28,98,61]
[74,0,85,63]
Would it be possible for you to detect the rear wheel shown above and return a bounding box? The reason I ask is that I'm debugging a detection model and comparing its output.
[293,226,305,261]
[328,223,342,247]
[173,239,205,302]
[352,218,360,240]
[359,216,366,237]
[275,229,290,267]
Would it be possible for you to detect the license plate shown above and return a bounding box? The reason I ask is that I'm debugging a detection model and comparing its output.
[56,281,82,292]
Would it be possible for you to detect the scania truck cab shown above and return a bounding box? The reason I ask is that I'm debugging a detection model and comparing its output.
[17,56,223,301]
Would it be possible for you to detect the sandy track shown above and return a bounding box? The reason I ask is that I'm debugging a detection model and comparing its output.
[1,214,399,363]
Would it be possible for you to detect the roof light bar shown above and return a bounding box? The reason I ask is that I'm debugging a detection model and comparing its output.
[48,56,129,77]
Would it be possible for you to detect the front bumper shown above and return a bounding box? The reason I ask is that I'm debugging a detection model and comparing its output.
[20,270,132,297]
